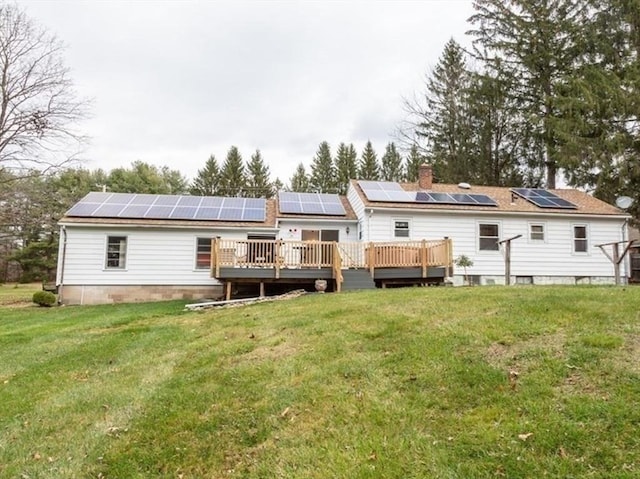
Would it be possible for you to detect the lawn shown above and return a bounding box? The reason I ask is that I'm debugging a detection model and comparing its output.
[0,283,41,306]
[1,286,640,478]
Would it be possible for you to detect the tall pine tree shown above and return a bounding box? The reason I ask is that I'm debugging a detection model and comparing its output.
[219,146,246,197]
[335,142,358,194]
[190,155,220,196]
[381,142,404,182]
[469,0,590,188]
[405,144,422,182]
[309,141,336,193]
[245,149,273,198]
[358,141,380,180]
[289,163,310,192]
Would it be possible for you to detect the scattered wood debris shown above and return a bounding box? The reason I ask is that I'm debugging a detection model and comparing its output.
[184,289,307,311]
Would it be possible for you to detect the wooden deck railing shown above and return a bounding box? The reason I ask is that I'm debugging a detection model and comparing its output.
[212,238,453,284]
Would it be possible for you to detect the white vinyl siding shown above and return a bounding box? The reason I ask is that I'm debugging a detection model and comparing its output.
[363,209,624,278]
[60,226,254,286]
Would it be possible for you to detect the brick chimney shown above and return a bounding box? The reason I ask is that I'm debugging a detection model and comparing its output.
[418,164,433,190]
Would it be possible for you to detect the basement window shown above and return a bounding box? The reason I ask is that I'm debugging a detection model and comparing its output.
[106,236,127,269]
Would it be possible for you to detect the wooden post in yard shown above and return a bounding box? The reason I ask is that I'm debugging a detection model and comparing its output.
[497,235,522,286]
[596,240,636,285]
[225,281,232,301]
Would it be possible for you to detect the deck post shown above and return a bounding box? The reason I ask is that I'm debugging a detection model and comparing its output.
[213,238,220,278]
[259,282,265,297]
[333,242,342,292]
[421,239,427,278]
[225,281,232,300]
[275,239,282,279]
[368,242,375,277]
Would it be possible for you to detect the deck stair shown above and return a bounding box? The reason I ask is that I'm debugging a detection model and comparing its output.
[341,269,376,291]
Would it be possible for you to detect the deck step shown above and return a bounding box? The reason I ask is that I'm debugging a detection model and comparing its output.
[341,269,376,290]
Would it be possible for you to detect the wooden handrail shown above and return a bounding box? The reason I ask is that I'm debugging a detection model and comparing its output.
[211,238,454,274]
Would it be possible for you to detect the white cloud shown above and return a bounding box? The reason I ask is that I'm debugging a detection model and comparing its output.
[19,0,474,183]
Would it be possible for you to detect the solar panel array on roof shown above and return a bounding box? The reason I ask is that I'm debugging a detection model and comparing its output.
[511,188,577,209]
[66,192,267,222]
[415,191,498,206]
[359,181,498,206]
[358,181,416,203]
[278,192,346,216]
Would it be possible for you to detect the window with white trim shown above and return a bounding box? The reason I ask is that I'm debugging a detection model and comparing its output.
[529,223,545,241]
[479,223,499,251]
[394,220,410,238]
[196,237,212,269]
[573,225,588,253]
[106,236,127,269]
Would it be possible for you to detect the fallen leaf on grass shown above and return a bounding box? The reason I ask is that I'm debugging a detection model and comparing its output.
[518,432,533,441]
[280,407,291,418]
[368,451,377,461]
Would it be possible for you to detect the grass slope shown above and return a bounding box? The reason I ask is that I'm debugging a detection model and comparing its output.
[1,286,640,478]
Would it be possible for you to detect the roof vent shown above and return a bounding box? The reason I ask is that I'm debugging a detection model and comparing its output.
[458,182,471,190]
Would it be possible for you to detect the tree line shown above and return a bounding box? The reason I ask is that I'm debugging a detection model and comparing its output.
[402,0,640,221]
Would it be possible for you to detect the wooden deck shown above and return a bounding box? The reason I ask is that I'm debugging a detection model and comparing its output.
[210,238,453,298]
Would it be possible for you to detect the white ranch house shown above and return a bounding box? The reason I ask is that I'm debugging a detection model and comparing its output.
[57,166,632,304]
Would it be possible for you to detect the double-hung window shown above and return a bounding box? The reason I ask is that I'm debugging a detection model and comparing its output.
[106,236,127,269]
[196,238,212,269]
[529,223,545,242]
[479,223,499,251]
[573,225,588,253]
[394,220,410,238]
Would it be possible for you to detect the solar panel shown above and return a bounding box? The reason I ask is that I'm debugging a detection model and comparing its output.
[358,181,415,203]
[65,192,267,222]
[129,194,157,205]
[511,188,577,209]
[278,192,346,216]
[416,191,498,206]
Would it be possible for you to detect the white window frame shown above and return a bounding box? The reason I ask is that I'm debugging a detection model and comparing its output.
[528,222,546,242]
[105,235,127,270]
[393,219,411,239]
[195,237,213,270]
[478,222,500,252]
[572,224,589,254]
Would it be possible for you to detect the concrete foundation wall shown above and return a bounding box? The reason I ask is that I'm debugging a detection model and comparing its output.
[60,284,224,305]
[450,275,618,287]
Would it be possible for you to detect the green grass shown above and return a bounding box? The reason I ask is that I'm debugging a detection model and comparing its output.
[0,283,41,306]
[1,286,640,478]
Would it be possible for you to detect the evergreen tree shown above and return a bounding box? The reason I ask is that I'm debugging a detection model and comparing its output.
[381,142,404,182]
[245,149,273,198]
[107,161,187,194]
[219,146,246,197]
[409,38,475,184]
[289,163,310,192]
[405,144,423,182]
[190,155,221,196]
[335,142,358,194]
[358,141,380,180]
[271,177,284,194]
[468,0,590,188]
[309,141,336,193]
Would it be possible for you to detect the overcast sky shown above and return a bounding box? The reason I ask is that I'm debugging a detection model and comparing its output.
[21,0,474,184]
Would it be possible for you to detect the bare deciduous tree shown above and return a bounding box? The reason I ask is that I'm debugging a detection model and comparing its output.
[0,3,88,173]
